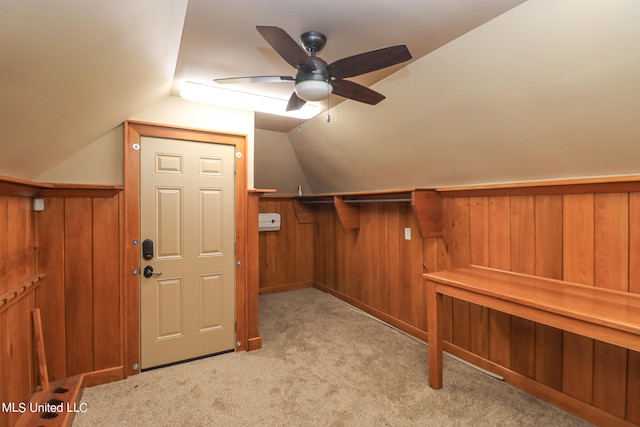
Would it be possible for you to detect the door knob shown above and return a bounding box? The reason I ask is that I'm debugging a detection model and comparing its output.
[143,265,162,279]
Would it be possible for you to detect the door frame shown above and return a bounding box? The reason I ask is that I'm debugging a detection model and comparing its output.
[123,121,249,377]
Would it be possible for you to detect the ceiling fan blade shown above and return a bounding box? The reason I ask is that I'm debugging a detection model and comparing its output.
[286,92,307,111]
[256,26,317,72]
[214,76,294,84]
[331,79,385,105]
[328,45,412,79]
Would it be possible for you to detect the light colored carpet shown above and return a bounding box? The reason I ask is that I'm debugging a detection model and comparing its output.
[73,288,593,426]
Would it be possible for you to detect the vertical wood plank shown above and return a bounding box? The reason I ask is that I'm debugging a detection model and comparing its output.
[0,311,8,427]
[631,193,640,295]
[488,196,511,367]
[534,195,563,391]
[380,205,392,315]
[258,200,276,289]
[0,196,7,427]
[593,193,628,418]
[92,196,121,370]
[409,211,425,329]
[562,193,595,404]
[595,193,629,292]
[388,203,402,321]
[593,341,627,418]
[293,202,315,286]
[6,297,35,426]
[469,197,490,358]
[449,198,471,351]
[629,194,640,424]
[284,201,297,286]
[510,196,536,378]
[0,197,8,294]
[510,195,535,274]
[7,197,35,286]
[628,351,640,424]
[35,197,67,381]
[442,198,471,343]
[64,198,94,376]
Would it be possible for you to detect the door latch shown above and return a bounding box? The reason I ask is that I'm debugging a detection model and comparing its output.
[143,265,162,278]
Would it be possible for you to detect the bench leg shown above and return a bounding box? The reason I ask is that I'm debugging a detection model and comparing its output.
[426,279,443,389]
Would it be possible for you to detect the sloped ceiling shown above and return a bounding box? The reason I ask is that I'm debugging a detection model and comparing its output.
[2,0,639,193]
[0,0,524,180]
[0,0,188,179]
[289,0,640,193]
[172,0,527,133]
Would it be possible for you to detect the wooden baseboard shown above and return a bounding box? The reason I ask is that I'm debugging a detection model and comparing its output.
[248,336,262,351]
[312,282,428,342]
[443,344,635,427]
[259,282,313,294]
[82,366,124,388]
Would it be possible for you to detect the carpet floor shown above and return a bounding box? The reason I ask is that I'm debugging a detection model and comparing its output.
[73,287,593,426]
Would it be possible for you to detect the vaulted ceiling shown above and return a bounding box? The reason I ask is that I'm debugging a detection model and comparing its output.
[1,0,639,193]
[0,0,523,179]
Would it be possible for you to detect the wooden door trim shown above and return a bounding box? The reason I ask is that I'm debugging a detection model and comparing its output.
[123,121,249,377]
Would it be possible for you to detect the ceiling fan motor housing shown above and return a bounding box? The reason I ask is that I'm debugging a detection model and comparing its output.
[299,31,327,54]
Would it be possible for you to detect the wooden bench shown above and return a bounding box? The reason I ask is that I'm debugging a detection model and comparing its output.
[424,265,640,390]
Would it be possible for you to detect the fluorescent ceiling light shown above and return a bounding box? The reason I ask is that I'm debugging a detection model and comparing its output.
[180,81,322,120]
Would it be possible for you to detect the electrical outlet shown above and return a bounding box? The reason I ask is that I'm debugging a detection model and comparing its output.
[404,228,411,240]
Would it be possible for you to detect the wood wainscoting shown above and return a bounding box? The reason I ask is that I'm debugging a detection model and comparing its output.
[258,178,640,427]
[258,196,315,294]
[0,176,124,427]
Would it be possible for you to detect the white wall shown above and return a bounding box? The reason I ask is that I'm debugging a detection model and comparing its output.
[36,96,256,187]
[254,129,312,195]
[289,0,640,193]
[35,125,124,184]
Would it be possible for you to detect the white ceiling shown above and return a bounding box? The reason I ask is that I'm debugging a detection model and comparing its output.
[172,0,526,132]
[0,0,528,179]
[5,0,638,192]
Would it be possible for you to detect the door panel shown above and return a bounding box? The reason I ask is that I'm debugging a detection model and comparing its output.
[156,187,183,259]
[199,189,223,256]
[140,136,235,369]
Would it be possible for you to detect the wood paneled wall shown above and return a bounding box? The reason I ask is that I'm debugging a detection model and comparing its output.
[315,202,430,337]
[36,195,123,381]
[259,185,640,426]
[442,192,640,425]
[0,190,123,427]
[258,197,315,293]
[0,195,37,427]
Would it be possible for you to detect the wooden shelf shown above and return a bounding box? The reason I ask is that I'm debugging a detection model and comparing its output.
[0,175,122,198]
[296,189,443,237]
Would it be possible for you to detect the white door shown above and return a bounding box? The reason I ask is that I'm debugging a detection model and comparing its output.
[140,136,236,369]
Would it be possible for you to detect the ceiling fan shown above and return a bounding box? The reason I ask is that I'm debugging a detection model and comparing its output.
[214,26,412,112]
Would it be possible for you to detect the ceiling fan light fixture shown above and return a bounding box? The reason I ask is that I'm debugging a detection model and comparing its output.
[295,80,333,102]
